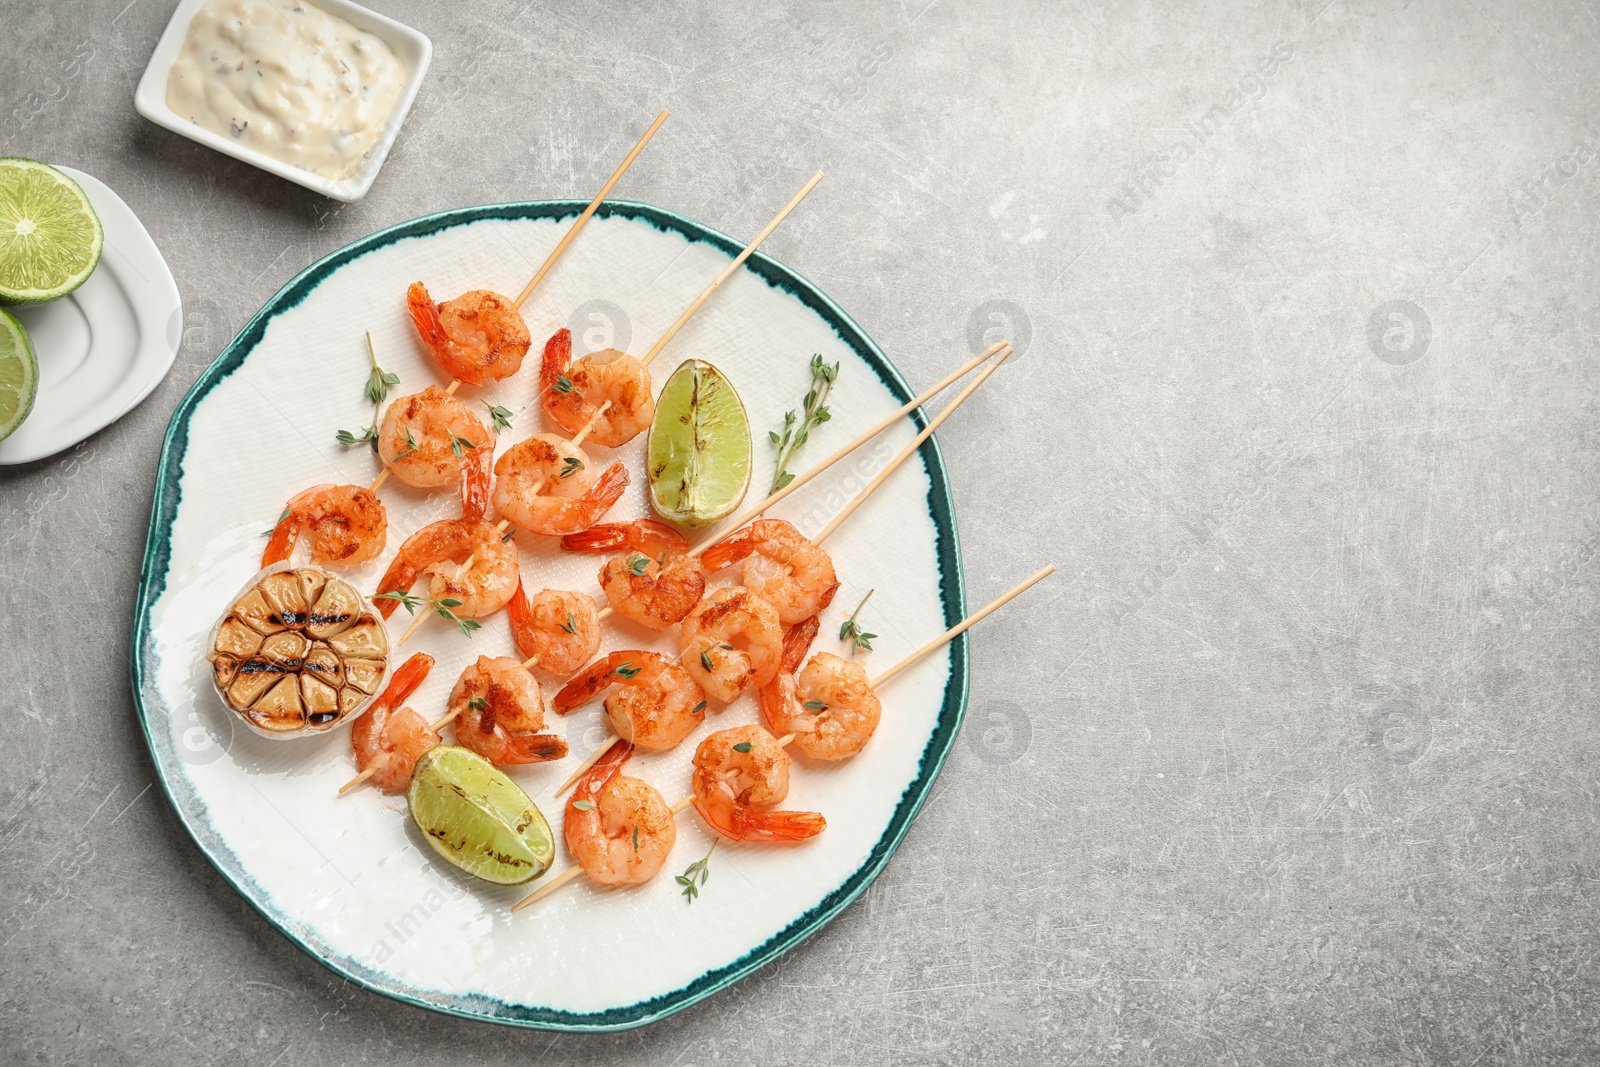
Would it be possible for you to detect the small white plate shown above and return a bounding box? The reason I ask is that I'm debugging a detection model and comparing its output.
[0,167,181,466]
[133,0,432,202]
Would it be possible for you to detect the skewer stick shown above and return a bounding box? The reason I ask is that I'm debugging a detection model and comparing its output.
[687,341,1009,559]
[512,565,1055,911]
[814,347,1011,544]
[553,738,617,794]
[570,401,610,448]
[338,766,377,794]
[514,111,670,308]
[642,172,825,369]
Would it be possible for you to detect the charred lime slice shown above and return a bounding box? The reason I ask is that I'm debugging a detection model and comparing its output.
[647,358,751,527]
[407,746,554,885]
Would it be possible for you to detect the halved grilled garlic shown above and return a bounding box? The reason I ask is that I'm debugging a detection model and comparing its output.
[207,564,390,738]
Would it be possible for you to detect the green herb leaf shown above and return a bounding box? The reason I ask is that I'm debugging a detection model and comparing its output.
[483,402,514,434]
[261,507,292,536]
[449,434,477,457]
[839,589,877,654]
[374,590,423,614]
[560,612,579,635]
[631,826,640,852]
[768,354,839,494]
[614,662,641,680]
[572,799,594,812]
[559,456,584,479]
[692,700,707,715]
[677,840,718,903]
[803,700,828,712]
[628,554,650,576]
[554,375,575,394]
[468,695,489,713]
[732,741,753,753]
[700,650,715,673]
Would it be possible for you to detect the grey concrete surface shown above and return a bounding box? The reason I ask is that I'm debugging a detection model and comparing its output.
[2,0,1598,1062]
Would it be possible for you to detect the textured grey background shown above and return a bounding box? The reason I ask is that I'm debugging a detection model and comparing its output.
[2,0,1597,1062]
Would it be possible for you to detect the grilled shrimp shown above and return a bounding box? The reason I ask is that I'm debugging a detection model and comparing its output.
[492,433,629,536]
[351,652,438,794]
[377,386,494,520]
[700,519,839,626]
[564,740,677,886]
[554,651,706,752]
[540,328,654,447]
[406,282,530,386]
[372,518,518,620]
[261,483,387,568]
[448,655,567,765]
[691,725,825,843]
[679,587,782,703]
[761,650,882,761]
[507,581,600,677]
[563,520,706,631]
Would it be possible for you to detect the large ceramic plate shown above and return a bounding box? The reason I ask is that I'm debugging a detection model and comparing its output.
[132,200,967,1030]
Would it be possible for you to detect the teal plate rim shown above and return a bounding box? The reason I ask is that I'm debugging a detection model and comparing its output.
[130,198,969,1032]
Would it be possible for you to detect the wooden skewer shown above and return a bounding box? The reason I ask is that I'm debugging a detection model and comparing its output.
[553,347,1013,790]
[511,564,1056,911]
[641,172,824,369]
[814,347,1011,543]
[514,110,670,308]
[686,341,1009,559]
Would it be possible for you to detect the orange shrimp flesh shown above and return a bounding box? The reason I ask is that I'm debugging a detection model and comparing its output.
[406,282,530,386]
[261,483,387,568]
[690,725,825,843]
[350,652,438,794]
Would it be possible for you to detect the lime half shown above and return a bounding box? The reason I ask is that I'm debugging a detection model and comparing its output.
[407,746,554,885]
[647,358,752,527]
[0,158,103,305]
[0,309,37,442]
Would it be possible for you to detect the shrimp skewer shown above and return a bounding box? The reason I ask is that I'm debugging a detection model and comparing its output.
[404,111,670,391]
[539,171,825,447]
[511,565,1057,912]
[261,483,388,569]
[339,652,435,795]
[554,352,1016,787]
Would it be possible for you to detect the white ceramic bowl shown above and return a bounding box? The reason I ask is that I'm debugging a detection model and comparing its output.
[133,0,432,202]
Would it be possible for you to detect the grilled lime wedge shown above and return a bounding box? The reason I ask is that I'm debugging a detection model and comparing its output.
[647,358,751,527]
[407,746,554,885]
[0,158,103,305]
[0,308,37,441]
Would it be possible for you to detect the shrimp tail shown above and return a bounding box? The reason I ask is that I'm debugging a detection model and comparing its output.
[260,510,305,567]
[692,796,827,843]
[372,556,420,618]
[579,462,630,525]
[570,738,634,805]
[540,328,573,393]
[503,733,570,764]
[559,523,632,553]
[367,652,435,717]
[699,527,757,572]
[552,651,630,714]
[759,671,798,736]
[561,519,687,555]
[461,441,493,521]
[507,577,539,662]
[781,616,820,675]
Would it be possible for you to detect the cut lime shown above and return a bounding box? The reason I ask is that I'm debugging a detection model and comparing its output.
[407,746,554,885]
[647,358,751,527]
[0,158,103,306]
[0,308,37,442]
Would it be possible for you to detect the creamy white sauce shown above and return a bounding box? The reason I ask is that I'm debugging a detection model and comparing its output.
[166,0,408,182]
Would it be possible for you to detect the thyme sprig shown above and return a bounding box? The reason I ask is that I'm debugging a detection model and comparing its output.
[838,589,877,655]
[483,402,514,434]
[374,591,482,637]
[337,331,398,452]
[767,353,838,493]
[676,839,718,903]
